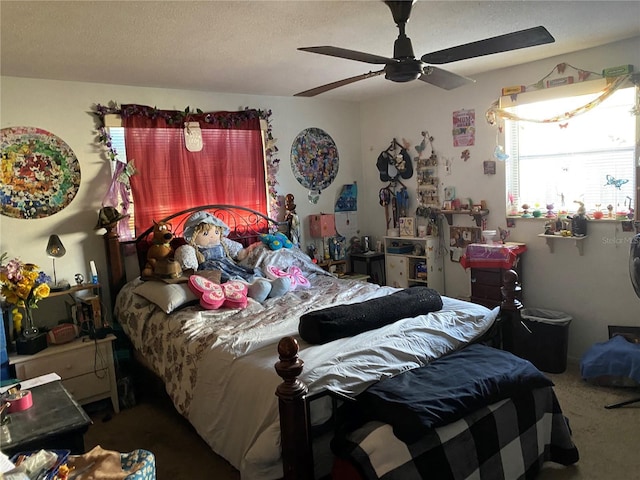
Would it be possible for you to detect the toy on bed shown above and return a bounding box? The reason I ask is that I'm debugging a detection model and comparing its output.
[174,211,291,302]
[189,275,249,310]
[260,232,293,250]
[141,220,175,278]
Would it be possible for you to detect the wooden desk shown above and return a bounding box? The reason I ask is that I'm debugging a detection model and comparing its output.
[1,380,92,456]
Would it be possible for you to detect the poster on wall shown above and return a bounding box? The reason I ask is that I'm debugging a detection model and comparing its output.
[452,109,475,147]
[334,183,358,240]
[1,126,81,219]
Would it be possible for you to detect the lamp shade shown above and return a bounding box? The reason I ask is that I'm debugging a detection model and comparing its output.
[46,234,66,258]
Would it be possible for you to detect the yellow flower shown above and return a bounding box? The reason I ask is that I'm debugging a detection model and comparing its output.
[16,283,32,300]
[3,290,20,305]
[33,282,50,300]
[12,311,22,334]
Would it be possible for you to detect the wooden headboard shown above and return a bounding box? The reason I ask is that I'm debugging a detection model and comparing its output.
[101,204,290,308]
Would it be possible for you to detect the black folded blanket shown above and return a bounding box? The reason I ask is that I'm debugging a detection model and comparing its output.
[299,286,443,345]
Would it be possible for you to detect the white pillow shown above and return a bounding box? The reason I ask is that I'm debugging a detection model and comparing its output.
[133,281,198,314]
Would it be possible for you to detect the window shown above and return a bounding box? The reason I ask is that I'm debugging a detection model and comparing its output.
[106,127,136,234]
[103,108,269,237]
[504,81,637,216]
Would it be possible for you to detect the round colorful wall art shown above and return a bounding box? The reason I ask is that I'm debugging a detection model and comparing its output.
[290,128,339,202]
[1,126,81,219]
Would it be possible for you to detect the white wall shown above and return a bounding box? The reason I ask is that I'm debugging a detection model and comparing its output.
[0,78,363,323]
[2,36,638,362]
[358,36,640,361]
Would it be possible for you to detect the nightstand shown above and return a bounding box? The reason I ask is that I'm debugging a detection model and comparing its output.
[350,252,386,285]
[9,334,119,413]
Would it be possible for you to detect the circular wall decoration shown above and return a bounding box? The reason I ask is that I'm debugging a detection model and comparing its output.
[1,126,81,219]
[290,127,339,194]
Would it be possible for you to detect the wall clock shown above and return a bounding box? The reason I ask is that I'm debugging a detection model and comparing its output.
[290,127,339,203]
[1,126,81,219]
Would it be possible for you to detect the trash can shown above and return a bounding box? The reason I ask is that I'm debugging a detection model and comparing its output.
[512,308,572,373]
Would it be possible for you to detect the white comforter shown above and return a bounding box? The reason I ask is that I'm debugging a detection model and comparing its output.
[116,248,497,479]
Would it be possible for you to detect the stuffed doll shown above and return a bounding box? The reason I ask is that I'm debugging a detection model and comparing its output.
[175,211,290,302]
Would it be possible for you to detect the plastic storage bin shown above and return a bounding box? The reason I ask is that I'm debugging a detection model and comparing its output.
[512,308,572,373]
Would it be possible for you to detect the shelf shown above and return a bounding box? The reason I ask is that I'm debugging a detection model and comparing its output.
[384,236,444,291]
[538,234,588,255]
[441,209,489,227]
[47,283,101,298]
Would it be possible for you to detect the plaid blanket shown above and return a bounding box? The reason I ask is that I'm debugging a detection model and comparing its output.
[331,386,579,480]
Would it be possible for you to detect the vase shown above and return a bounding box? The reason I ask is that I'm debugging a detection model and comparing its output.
[22,306,39,339]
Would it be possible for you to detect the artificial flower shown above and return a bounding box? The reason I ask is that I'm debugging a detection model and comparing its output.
[0,253,51,311]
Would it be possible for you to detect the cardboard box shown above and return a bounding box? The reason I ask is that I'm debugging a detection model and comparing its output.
[501,85,525,96]
[309,213,335,238]
[546,76,574,88]
[602,64,634,77]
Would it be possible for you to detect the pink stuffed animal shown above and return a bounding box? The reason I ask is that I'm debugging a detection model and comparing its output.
[188,275,248,310]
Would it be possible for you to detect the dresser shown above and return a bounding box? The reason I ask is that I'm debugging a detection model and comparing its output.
[461,243,527,308]
[10,334,119,413]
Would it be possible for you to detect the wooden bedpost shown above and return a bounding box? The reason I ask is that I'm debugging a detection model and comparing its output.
[102,223,125,309]
[275,336,313,480]
[499,269,523,352]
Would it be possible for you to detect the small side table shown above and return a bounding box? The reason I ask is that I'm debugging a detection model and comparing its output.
[0,380,92,456]
[350,252,386,285]
[10,335,119,413]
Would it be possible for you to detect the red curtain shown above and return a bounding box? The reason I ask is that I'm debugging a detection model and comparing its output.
[122,105,267,234]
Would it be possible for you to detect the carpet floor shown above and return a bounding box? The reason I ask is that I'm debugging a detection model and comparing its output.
[84,361,639,479]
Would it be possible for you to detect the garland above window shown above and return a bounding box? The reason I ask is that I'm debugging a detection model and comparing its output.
[486,62,639,125]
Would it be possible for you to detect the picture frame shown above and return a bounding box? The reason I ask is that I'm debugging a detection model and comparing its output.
[399,217,416,237]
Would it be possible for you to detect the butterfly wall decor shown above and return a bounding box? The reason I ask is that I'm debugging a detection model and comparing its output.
[604,174,629,190]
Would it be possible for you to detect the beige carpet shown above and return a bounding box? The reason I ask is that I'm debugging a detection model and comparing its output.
[84,361,639,479]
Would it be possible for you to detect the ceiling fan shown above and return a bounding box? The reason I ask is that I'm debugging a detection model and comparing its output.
[295,0,555,97]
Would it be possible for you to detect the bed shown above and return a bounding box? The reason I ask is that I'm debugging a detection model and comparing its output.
[102,204,578,480]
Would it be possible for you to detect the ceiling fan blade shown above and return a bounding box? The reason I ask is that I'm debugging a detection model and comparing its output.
[294,70,385,97]
[421,26,555,64]
[418,66,475,90]
[299,46,396,65]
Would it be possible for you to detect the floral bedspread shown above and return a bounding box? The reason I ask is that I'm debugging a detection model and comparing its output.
[115,244,387,416]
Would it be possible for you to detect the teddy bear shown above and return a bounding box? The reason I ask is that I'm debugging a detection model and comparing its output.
[142,220,175,278]
[174,211,291,302]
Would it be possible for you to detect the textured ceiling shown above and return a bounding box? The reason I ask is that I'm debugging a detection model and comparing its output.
[2,0,639,102]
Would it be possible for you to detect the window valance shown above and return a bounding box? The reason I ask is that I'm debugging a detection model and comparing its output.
[119,104,262,130]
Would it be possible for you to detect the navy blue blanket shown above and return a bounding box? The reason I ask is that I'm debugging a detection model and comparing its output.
[356,344,553,444]
[580,334,640,383]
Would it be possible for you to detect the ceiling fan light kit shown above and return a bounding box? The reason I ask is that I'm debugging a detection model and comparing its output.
[295,0,555,97]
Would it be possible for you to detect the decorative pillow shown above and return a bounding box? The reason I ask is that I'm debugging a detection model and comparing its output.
[133,280,199,314]
[299,286,443,345]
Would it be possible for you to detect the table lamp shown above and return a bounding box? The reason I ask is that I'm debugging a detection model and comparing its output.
[46,234,70,291]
